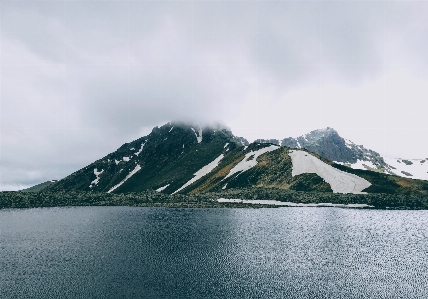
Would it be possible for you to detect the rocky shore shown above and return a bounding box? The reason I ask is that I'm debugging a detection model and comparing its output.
[1,188,427,210]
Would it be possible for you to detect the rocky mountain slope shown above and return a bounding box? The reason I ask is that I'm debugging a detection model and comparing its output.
[259,128,428,181]
[47,122,428,196]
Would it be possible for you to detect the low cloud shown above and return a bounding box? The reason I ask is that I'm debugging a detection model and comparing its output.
[1,1,428,189]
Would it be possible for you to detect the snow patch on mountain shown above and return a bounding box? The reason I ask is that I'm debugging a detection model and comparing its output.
[224,145,280,180]
[123,157,130,162]
[173,154,224,194]
[289,150,371,194]
[383,157,428,180]
[191,127,203,143]
[217,198,373,208]
[350,159,377,171]
[156,184,170,192]
[169,126,174,132]
[89,168,104,188]
[134,142,145,156]
[344,139,354,149]
[107,165,141,193]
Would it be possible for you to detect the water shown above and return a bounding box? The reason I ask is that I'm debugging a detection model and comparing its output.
[1,207,427,299]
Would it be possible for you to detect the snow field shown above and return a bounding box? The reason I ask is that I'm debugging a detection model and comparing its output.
[289,150,371,194]
[383,157,428,180]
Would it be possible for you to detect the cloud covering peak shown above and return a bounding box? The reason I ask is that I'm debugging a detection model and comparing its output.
[1,1,427,190]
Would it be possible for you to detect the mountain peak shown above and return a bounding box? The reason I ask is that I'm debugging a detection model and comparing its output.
[280,127,356,163]
[308,127,338,136]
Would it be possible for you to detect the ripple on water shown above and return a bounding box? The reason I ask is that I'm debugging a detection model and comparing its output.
[1,207,427,299]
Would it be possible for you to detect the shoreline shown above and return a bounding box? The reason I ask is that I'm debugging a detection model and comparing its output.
[1,189,427,210]
[217,198,374,208]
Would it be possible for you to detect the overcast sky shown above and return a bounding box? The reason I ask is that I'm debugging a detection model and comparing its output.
[1,0,428,190]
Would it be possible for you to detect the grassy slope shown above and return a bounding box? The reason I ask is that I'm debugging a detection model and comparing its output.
[332,163,428,195]
[181,146,333,194]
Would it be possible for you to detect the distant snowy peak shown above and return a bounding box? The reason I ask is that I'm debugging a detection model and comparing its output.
[273,127,428,181]
[280,127,363,164]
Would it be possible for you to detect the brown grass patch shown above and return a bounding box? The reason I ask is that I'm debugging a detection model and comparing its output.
[396,179,412,188]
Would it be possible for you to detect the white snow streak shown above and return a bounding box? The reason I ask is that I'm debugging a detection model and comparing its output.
[169,126,174,132]
[191,127,203,143]
[135,142,145,156]
[173,154,224,194]
[89,168,104,187]
[115,159,120,165]
[156,184,170,192]
[289,150,371,194]
[224,145,280,180]
[197,128,203,143]
[107,165,141,193]
[217,198,373,208]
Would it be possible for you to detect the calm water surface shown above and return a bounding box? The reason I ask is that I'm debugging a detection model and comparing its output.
[1,207,427,299]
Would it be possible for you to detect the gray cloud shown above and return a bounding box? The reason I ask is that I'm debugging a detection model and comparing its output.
[1,0,428,190]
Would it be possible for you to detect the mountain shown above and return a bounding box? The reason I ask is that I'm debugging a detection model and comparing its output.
[273,128,428,181]
[48,122,428,197]
[50,122,247,194]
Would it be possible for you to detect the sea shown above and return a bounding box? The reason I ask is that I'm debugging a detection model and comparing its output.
[1,206,427,298]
